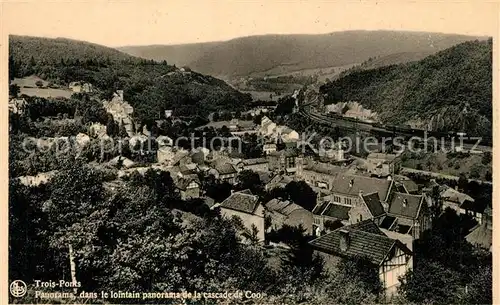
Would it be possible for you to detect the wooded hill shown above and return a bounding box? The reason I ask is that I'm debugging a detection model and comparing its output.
[320,39,492,137]
[119,31,485,78]
[9,35,252,124]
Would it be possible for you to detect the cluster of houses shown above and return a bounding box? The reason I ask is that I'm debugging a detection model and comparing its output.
[10,87,492,297]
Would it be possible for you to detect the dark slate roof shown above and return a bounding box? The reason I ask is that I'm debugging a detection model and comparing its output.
[265,199,305,216]
[388,192,423,219]
[465,223,492,250]
[379,215,397,230]
[331,174,392,202]
[256,171,273,185]
[304,163,343,176]
[242,157,268,166]
[269,148,298,158]
[309,220,411,265]
[362,192,386,217]
[401,180,419,193]
[214,163,237,175]
[174,176,200,191]
[322,203,350,220]
[220,191,259,214]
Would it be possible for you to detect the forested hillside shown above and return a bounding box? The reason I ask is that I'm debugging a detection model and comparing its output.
[119,31,485,78]
[320,39,492,137]
[9,35,252,123]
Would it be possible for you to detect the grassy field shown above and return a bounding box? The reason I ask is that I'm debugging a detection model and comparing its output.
[12,76,74,98]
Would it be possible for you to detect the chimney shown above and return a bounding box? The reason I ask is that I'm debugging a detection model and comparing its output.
[403,199,408,207]
[349,179,354,188]
[339,229,350,252]
[359,190,364,197]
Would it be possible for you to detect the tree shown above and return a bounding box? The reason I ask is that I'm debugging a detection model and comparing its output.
[399,260,462,304]
[235,170,262,194]
[284,181,317,211]
[9,84,20,98]
[35,80,43,88]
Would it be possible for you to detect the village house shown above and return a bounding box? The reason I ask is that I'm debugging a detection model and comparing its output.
[296,158,344,190]
[174,175,201,200]
[237,157,269,172]
[8,98,27,114]
[366,153,402,177]
[379,192,431,241]
[69,81,93,93]
[312,191,386,234]
[219,190,265,243]
[465,206,492,251]
[209,162,238,184]
[265,174,293,191]
[265,198,313,234]
[263,143,277,155]
[108,155,135,169]
[17,170,58,187]
[88,123,107,138]
[273,125,300,143]
[440,186,483,223]
[393,175,419,194]
[267,148,298,175]
[309,220,413,296]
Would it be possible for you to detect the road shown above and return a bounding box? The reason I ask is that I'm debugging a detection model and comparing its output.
[400,167,492,186]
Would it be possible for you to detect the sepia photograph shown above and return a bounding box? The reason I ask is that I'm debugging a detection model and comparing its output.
[3,0,497,304]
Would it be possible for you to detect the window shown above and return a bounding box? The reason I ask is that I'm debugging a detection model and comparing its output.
[286,157,295,168]
[333,196,341,203]
[359,215,363,222]
[344,198,352,205]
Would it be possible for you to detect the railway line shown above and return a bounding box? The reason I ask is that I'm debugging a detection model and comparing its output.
[298,103,492,152]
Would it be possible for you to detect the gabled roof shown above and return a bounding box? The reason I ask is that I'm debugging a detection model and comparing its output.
[465,222,492,251]
[440,187,474,204]
[388,192,423,219]
[309,220,412,266]
[242,157,268,166]
[361,192,386,217]
[304,162,343,176]
[174,176,200,191]
[269,148,298,158]
[331,174,392,202]
[214,162,237,175]
[220,191,260,215]
[265,199,306,216]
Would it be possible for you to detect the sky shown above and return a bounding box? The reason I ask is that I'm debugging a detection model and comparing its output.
[2,0,498,47]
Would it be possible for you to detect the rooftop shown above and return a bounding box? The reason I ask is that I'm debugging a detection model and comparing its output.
[362,192,386,217]
[331,174,392,202]
[220,190,260,215]
[265,199,305,216]
[388,192,423,219]
[309,220,411,266]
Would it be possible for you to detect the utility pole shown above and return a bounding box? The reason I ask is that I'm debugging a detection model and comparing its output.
[68,243,78,295]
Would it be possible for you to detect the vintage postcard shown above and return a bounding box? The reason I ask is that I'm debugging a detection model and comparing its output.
[2,0,497,304]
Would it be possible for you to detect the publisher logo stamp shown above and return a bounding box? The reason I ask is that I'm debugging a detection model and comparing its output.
[10,280,27,297]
